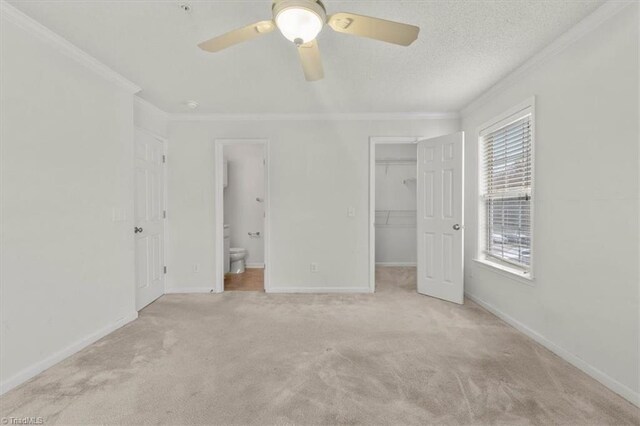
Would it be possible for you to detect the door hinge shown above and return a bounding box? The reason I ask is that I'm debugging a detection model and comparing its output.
[263,158,266,165]
[163,210,167,219]
[162,155,166,163]
[163,266,167,274]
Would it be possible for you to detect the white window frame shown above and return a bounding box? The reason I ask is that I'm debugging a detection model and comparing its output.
[475,97,535,281]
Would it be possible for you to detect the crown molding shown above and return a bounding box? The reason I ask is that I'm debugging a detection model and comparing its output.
[460,0,633,117]
[169,111,459,122]
[0,0,140,94]
[134,96,168,119]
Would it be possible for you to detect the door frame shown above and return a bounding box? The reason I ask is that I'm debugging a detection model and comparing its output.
[214,138,270,293]
[134,126,168,310]
[368,136,423,292]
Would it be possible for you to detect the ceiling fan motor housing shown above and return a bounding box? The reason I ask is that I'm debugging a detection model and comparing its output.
[272,0,327,18]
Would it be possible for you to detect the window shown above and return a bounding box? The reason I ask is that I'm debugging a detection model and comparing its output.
[478,102,534,277]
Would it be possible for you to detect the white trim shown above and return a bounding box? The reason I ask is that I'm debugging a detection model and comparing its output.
[134,96,168,120]
[214,139,270,293]
[472,259,534,286]
[164,287,216,294]
[369,137,423,293]
[0,0,140,94]
[171,112,459,122]
[461,1,632,115]
[267,286,373,294]
[246,263,265,269]
[375,262,417,267]
[134,126,167,143]
[466,292,640,407]
[0,312,138,395]
[477,97,536,135]
[476,97,536,281]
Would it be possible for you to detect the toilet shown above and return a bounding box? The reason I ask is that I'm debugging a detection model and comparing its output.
[229,247,247,274]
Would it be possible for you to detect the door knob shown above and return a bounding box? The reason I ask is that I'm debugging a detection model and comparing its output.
[134,227,143,234]
[453,224,461,231]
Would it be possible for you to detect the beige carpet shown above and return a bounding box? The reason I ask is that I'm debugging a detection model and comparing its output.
[1,267,638,425]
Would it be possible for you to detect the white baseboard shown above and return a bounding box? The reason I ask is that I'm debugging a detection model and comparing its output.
[245,263,265,269]
[375,262,417,267]
[267,286,373,294]
[0,311,138,395]
[164,287,217,294]
[466,292,639,407]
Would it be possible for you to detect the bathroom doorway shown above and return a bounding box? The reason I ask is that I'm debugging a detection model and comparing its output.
[369,137,421,292]
[214,139,269,292]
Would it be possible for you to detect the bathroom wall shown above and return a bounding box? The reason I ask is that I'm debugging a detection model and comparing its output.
[223,144,265,267]
[375,144,417,265]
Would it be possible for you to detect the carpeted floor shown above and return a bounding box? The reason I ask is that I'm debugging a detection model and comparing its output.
[1,267,638,425]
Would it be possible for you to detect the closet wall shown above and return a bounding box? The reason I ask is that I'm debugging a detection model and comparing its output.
[375,144,417,265]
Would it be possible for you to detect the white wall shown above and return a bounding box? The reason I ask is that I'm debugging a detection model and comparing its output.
[375,144,417,265]
[134,97,168,139]
[0,12,137,392]
[461,4,639,404]
[167,118,459,292]
[224,143,265,266]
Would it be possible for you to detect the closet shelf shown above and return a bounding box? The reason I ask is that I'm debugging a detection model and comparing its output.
[376,158,416,166]
[375,210,417,228]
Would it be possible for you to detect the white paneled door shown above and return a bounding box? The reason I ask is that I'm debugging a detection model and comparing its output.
[135,129,165,310]
[417,132,464,304]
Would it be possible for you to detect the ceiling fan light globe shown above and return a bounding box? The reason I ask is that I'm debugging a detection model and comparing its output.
[275,7,324,44]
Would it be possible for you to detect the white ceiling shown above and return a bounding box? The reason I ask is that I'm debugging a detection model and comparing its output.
[8,0,604,114]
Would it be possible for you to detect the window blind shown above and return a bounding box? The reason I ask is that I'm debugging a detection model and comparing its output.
[482,114,532,269]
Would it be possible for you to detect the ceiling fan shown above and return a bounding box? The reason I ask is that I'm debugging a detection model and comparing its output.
[197,0,420,81]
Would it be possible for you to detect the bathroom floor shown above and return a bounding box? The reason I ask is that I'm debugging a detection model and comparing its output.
[224,268,264,291]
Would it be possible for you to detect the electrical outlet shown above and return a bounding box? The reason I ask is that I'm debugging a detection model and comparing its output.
[193,264,200,273]
[310,263,319,273]
[347,207,356,217]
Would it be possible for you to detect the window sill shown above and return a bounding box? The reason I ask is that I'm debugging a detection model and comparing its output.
[472,258,535,286]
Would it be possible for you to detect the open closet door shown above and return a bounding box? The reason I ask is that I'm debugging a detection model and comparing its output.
[417,132,464,304]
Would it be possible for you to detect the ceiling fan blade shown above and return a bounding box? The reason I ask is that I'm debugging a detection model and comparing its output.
[198,20,275,52]
[297,40,324,81]
[328,12,419,46]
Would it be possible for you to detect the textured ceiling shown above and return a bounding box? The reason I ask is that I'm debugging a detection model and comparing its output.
[8,0,605,113]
